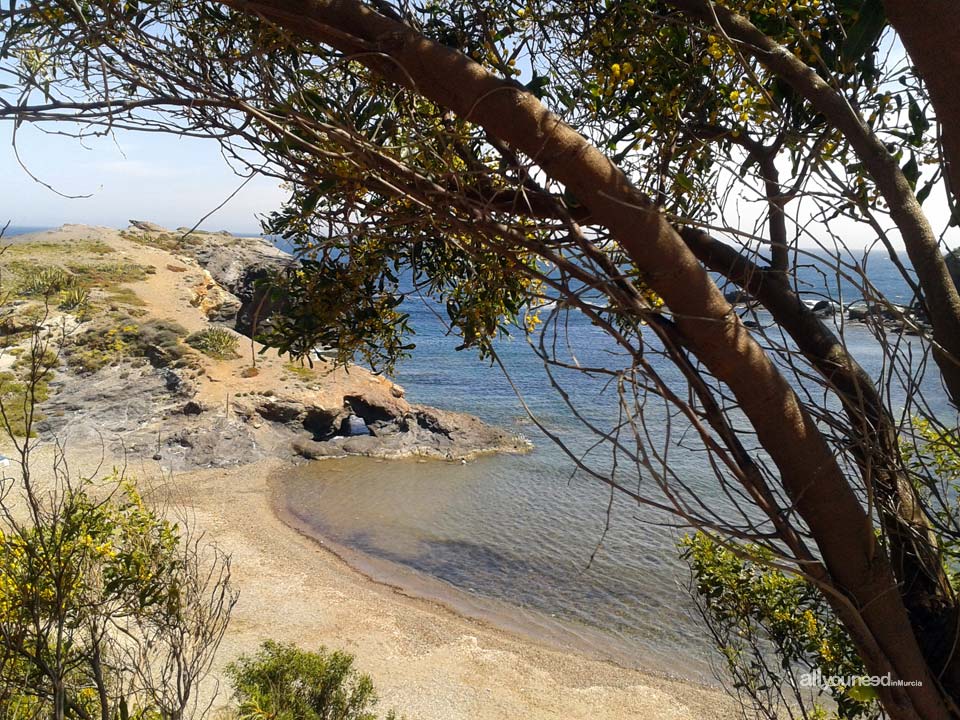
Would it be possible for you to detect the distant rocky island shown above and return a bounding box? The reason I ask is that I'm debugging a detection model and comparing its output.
[1,223,529,470]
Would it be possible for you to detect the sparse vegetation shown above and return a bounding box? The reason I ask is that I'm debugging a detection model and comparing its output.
[284,362,315,380]
[19,267,76,297]
[186,327,240,360]
[66,316,192,374]
[2,239,114,258]
[121,229,206,252]
[104,286,146,307]
[3,255,150,326]
[67,260,149,286]
[0,368,51,438]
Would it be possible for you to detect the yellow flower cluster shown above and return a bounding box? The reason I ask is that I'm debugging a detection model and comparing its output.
[595,61,636,96]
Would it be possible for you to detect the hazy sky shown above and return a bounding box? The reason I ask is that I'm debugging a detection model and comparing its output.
[2,124,286,234]
[4,120,958,251]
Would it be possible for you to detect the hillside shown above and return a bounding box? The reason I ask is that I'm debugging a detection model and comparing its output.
[0,223,528,469]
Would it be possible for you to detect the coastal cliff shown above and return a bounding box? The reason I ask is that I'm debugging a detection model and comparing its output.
[2,223,529,470]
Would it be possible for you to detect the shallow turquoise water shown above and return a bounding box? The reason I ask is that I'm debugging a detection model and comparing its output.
[272,251,950,680]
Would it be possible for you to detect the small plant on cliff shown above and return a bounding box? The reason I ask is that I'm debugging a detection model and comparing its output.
[20,267,76,297]
[227,641,398,720]
[186,327,240,360]
[58,285,89,312]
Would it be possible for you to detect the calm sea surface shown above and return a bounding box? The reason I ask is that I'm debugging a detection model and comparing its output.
[16,226,951,681]
[273,248,960,682]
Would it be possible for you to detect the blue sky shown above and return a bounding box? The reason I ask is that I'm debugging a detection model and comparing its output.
[1,124,286,234]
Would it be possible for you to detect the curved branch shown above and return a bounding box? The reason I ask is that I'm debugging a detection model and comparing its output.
[216,1,952,715]
[667,0,960,407]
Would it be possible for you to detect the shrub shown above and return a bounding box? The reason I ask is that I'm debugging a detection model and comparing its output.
[186,327,240,360]
[20,267,76,296]
[58,286,89,311]
[227,642,397,720]
[681,533,873,719]
[0,473,236,720]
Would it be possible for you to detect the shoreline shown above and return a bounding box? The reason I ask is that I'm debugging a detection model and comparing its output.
[164,455,735,720]
[269,463,718,687]
[0,223,734,718]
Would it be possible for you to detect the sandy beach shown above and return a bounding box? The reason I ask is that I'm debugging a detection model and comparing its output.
[0,223,734,719]
[154,456,734,720]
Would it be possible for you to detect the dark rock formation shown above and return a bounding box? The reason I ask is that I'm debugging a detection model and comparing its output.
[188,234,294,336]
[288,397,530,461]
[812,300,837,317]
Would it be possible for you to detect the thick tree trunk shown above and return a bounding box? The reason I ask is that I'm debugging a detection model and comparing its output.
[218,1,953,716]
[884,1,960,209]
[684,228,960,691]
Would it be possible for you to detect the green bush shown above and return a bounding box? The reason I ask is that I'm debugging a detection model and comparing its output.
[0,475,235,720]
[681,533,873,719]
[186,327,240,360]
[683,423,960,720]
[20,267,76,296]
[227,642,397,720]
[58,286,89,311]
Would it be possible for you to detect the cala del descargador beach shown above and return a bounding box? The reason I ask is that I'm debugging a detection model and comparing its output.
[2,222,950,720]
[1,223,735,720]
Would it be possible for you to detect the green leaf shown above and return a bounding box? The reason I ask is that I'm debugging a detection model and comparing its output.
[908,97,931,141]
[675,173,695,192]
[916,177,936,204]
[841,0,887,64]
[902,154,920,189]
[524,74,550,99]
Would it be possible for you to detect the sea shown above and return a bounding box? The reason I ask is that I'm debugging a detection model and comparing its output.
[11,225,953,682]
[272,244,957,683]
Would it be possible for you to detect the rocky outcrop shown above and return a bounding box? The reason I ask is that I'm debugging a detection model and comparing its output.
[14,223,529,470]
[293,397,528,461]
[190,269,242,322]
[129,219,166,233]
[187,234,293,336]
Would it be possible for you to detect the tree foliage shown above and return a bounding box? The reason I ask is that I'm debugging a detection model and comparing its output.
[3,1,960,718]
[227,641,397,720]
